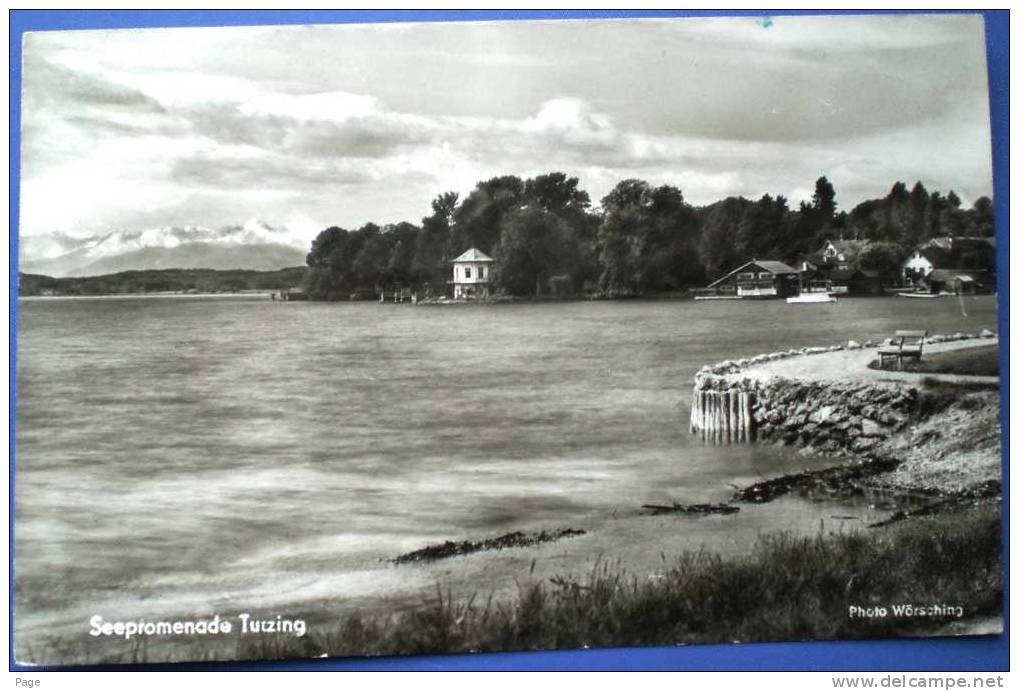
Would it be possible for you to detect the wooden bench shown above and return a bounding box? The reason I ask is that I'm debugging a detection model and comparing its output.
[877,330,928,369]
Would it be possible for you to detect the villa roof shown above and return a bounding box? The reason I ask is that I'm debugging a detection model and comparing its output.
[451,248,494,263]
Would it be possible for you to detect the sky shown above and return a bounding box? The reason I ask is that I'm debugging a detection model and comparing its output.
[19,13,994,247]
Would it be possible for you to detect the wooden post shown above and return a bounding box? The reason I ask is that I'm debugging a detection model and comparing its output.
[711,393,720,444]
[742,391,753,442]
[721,391,730,444]
[736,392,744,443]
[728,389,738,444]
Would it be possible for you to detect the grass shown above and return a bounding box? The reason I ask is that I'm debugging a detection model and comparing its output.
[27,504,1000,667]
[914,379,998,420]
[236,504,1001,662]
[870,345,999,377]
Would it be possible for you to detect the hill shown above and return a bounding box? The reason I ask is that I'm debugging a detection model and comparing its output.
[18,267,308,297]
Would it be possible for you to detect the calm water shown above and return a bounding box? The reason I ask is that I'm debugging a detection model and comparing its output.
[14,294,999,659]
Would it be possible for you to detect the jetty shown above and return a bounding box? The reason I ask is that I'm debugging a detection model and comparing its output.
[689,330,998,449]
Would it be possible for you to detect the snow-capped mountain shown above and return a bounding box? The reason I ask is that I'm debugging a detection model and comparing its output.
[19,220,309,277]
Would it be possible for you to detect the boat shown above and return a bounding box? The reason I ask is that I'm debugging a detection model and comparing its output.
[786,292,837,304]
[897,291,945,299]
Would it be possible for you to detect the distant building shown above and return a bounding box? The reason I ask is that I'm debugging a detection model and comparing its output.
[706,259,800,298]
[901,247,945,282]
[280,288,308,301]
[451,248,494,299]
[827,268,883,296]
[818,238,870,269]
[904,238,990,287]
[920,236,996,251]
[924,269,990,295]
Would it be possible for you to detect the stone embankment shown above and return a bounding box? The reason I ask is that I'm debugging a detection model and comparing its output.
[689,329,997,453]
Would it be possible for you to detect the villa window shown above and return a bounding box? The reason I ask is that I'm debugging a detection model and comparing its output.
[465,266,472,279]
[478,266,485,279]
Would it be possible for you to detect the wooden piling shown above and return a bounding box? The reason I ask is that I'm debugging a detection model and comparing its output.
[742,391,753,442]
[690,387,755,445]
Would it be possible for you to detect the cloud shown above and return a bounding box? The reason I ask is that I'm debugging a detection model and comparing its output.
[17,15,994,241]
[22,52,164,112]
[170,150,381,190]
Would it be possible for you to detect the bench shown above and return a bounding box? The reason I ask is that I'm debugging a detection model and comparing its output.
[877,330,928,369]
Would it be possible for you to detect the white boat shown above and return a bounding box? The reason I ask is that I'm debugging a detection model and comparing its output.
[786,292,837,304]
[897,291,944,299]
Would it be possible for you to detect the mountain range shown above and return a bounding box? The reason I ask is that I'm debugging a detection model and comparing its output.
[18,219,309,277]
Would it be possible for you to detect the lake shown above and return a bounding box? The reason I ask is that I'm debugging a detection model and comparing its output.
[13,294,1000,662]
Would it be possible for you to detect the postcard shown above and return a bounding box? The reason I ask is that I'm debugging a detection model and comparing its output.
[14,12,1002,666]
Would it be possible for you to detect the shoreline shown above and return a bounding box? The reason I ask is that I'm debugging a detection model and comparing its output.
[16,330,1003,665]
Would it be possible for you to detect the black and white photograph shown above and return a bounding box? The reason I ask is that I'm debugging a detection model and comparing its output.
[13,12,1003,667]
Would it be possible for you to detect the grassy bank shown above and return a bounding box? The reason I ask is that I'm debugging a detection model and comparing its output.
[29,504,1000,667]
[225,504,1000,663]
[870,344,999,377]
[876,382,1001,495]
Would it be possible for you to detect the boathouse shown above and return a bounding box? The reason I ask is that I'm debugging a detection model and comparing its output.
[827,268,883,296]
[451,248,494,299]
[705,260,799,298]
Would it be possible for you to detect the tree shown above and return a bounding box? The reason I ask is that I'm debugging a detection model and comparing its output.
[698,197,754,279]
[734,194,792,261]
[494,207,577,296]
[811,176,837,223]
[305,226,362,299]
[413,191,458,292]
[596,204,644,295]
[596,180,702,294]
[525,172,591,217]
[352,227,391,293]
[450,176,525,254]
[642,185,703,290]
[601,179,652,213]
[526,172,600,289]
[966,196,995,237]
[859,242,905,285]
[385,222,420,286]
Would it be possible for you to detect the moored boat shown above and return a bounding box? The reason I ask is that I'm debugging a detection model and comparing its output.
[786,292,837,304]
[897,291,945,298]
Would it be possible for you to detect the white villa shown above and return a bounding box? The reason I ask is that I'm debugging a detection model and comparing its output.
[901,247,940,283]
[451,248,494,299]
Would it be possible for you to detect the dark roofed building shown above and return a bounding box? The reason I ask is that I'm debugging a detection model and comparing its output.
[706,259,800,298]
[827,268,883,296]
[924,269,993,295]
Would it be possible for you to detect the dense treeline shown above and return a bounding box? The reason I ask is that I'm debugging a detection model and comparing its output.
[18,267,307,296]
[304,173,995,300]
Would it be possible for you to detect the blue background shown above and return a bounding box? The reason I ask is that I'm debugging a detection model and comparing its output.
[8,9,1009,672]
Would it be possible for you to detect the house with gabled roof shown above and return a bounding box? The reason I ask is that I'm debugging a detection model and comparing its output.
[705,259,800,298]
[904,239,990,287]
[450,248,494,299]
[819,238,870,269]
